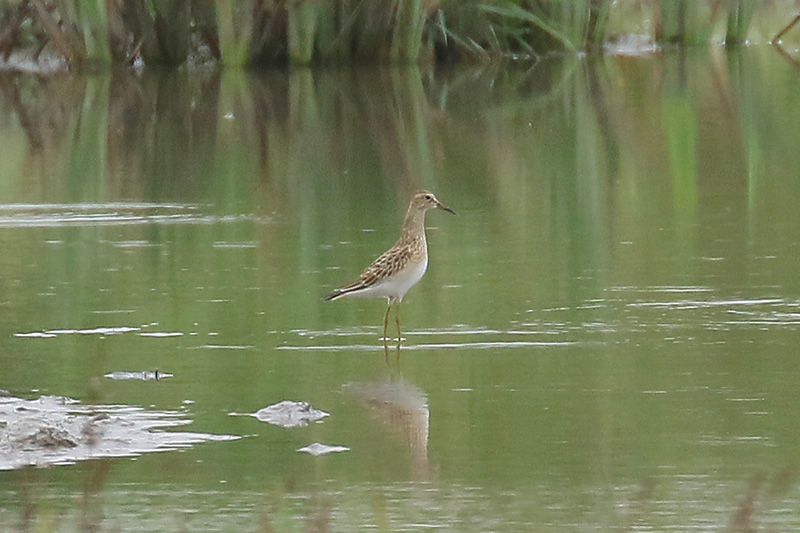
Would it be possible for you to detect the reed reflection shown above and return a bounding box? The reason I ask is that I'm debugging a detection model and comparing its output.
[107,69,222,201]
[0,66,453,209]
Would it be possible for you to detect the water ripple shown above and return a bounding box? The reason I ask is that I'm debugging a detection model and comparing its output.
[15,326,141,337]
[276,340,577,352]
[0,203,267,228]
[301,290,800,351]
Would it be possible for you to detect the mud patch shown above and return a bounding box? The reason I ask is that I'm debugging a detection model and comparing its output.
[243,400,330,428]
[297,442,349,456]
[0,395,238,471]
[104,371,172,381]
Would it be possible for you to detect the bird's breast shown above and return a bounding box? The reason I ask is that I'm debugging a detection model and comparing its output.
[394,254,428,300]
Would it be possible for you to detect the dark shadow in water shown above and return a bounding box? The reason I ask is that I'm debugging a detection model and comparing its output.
[108,68,222,201]
[0,74,86,155]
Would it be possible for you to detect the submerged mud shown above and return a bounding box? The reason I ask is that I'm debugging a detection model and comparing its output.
[0,394,238,471]
[248,400,330,428]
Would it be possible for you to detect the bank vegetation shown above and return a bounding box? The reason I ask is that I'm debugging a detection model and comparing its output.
[0,1,797,70]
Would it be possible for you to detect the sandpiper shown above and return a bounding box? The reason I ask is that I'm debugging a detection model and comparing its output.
[324,190,456,342]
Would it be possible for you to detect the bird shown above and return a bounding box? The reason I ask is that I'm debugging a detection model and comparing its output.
[324,190,456,343]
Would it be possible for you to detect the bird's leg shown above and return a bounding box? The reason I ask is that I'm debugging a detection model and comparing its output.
[383,301,392,343]
[395,303,402,343]
[385,337,401,366]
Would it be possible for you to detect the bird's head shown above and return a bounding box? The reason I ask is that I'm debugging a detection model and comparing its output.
[412,190,456,215]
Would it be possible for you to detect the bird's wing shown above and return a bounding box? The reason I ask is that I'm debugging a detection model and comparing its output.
[324,240,417,300]
[360,243,415,285]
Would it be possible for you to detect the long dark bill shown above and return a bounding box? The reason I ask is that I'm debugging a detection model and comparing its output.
[437,202,457,215]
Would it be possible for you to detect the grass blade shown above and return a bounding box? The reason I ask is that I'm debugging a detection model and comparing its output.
[479,2,578,52]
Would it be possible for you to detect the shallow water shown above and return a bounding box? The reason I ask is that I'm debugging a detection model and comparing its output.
[1,47,800,530]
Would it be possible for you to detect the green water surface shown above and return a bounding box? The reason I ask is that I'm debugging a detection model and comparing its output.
[1,47,800,531]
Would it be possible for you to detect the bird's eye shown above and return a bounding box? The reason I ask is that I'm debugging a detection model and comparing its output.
[424,195,432,200]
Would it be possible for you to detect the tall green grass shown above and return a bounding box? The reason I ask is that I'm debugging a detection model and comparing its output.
[0,0,797,68]
[430,1,607,60]
[725,0,755,45]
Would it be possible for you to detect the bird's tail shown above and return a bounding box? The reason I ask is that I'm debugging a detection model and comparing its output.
[323,280,369,301]
[323,290,342,301]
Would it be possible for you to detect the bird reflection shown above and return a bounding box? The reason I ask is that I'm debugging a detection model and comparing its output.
[343,369,430,477]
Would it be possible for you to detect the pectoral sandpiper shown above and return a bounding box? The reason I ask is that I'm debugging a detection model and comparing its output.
[324,190,456,342]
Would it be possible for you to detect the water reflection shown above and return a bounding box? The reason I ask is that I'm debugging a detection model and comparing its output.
[2,47,800,530]
[344,372,431,479]
[1,49,798,231]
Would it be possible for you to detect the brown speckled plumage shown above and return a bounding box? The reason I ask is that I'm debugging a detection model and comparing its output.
[325,234,425,299]
[324,190,456,340]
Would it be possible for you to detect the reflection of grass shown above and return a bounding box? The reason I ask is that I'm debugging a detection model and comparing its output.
[656,1,711,45]
[662,95,698,222]
[730,470,799,532]
[8,467,798,530]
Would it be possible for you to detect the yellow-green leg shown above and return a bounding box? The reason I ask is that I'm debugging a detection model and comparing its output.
[383,303,392,343]
[395,304,401,342]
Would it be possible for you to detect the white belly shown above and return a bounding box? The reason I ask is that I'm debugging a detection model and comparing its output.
[367,256,428,302]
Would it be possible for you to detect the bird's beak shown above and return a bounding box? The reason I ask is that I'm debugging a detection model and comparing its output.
[437,201,457,215]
